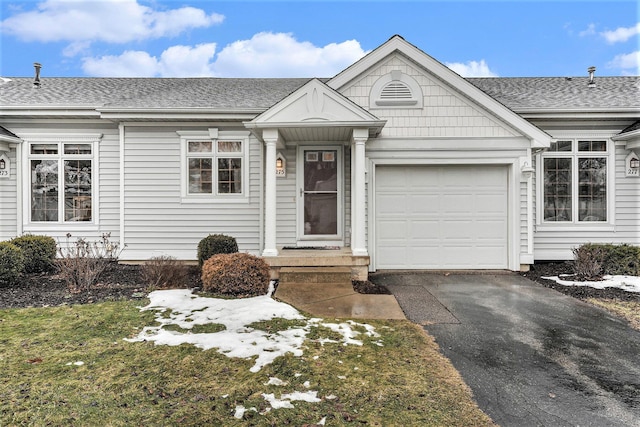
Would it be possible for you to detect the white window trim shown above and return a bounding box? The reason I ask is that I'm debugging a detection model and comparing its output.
[536,137,615,230]
[369,70,423,109]
[178,129,250,204]
[22,133,102,230]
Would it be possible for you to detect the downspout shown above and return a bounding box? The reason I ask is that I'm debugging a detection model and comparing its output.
[119,123,126,253]
[15,142,23,236]
[527,147,534,257]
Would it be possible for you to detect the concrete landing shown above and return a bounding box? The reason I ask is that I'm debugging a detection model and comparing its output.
[274,281,406,320]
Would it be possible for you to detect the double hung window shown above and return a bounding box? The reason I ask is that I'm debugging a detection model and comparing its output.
[542,139,608,223]
[179,130,248,201]
[29,141,95,223]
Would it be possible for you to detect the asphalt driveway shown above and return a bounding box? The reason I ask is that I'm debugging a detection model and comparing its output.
[371,272,640,427]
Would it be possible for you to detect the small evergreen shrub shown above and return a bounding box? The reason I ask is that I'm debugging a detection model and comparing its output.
[572,243,640,280]
[141,255,190,290]
[197,234,238,267]
[201,252,270,296]
[10,234,57,274]
[0,242,25,286]
[602,244,640,276]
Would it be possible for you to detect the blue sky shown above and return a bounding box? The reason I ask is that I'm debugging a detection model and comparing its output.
[1,1,638,78]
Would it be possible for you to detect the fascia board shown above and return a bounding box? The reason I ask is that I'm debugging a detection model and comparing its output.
[244,120,387,129]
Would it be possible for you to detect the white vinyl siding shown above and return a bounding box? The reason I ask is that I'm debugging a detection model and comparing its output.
[0,147,18,241]
[341,53,521,139]
[121,126,261,260]
[533,142,639,260]
[10,124,120,243]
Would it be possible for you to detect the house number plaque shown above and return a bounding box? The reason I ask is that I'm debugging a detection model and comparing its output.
[0,154,9,179]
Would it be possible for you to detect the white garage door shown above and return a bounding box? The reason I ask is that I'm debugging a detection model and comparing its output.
[375,165,508,269]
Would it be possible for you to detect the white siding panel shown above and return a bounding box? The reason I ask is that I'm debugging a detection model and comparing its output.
[0,147,18,241]
[533,144,640,260]
[5,122,121,244]
[341,53,520,139]
[122,126,262,260]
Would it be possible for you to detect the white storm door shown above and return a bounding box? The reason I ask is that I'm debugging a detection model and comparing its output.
[297,146,343,243]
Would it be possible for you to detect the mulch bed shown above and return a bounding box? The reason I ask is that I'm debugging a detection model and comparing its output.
[520,261,640,302]
[1,261,637,309]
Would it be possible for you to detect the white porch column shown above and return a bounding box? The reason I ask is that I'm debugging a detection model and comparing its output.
[262,129,279,256]
[351,129,368,256]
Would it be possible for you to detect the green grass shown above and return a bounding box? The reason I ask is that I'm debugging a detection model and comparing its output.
[0,300,494,426]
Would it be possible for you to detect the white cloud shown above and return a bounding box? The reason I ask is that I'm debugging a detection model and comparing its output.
[1,0,223,47]
[601,23,640,44]
[606,50,640,75]
[212,32,368,77]
[445,59,498,77]
[579,23,597,37]
[158,43,217,77]
[81,33,368,78]
[82,50,159,77]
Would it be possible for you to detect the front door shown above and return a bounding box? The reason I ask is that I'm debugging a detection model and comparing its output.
[297,146,343,244]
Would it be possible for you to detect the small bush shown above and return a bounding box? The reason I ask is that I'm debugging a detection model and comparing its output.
[10,234,57,274]
[201,252,270,296]
[0,242,25,286]
[197,234,238,267]
[57,233,124,293]
[602,244,640,276]
[572,244,605,281]
[141,255,189,290]
[573,243,640,280]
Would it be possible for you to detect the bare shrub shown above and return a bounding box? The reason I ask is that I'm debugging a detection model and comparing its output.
[201,252,270,297]
[57,233,124,293]
[572,244,605,281]
[141,255,189,290]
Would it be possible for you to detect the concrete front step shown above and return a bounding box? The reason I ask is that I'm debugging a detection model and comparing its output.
[279,266,352,285]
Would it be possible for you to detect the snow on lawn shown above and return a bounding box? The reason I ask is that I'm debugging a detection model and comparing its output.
[125,286,381,372]
[126,286,380,421]
[542,274,640,293]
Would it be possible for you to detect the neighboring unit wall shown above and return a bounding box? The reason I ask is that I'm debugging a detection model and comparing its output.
[0,146,18,241]
[121,125,262,261]
[533,137,640,260]
[4,122,120,243]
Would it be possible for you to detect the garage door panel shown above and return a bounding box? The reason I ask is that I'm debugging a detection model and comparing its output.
[376,165,508,270]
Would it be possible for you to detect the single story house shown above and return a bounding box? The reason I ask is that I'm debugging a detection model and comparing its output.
[1,35,638,279]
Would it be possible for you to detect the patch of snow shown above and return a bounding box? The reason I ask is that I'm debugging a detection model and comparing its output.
[125,289,381,372]
[303,381,311,388]
[234,405,256,419]
[65,361,84,366]
[262,391,321,409]
[542,274,640,293]
[266,377,287,386]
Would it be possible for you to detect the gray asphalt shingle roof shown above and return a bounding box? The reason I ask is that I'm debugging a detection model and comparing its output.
[467,76,640,111]
[0,77,313,110]
[1,75,638,112]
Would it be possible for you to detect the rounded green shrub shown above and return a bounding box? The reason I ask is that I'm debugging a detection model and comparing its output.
[0,242,25,286]
[10,234,57,274]
[201,252,270,296]
[197,234,238,267]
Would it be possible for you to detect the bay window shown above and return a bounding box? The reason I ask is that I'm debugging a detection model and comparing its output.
[542,139,608,223]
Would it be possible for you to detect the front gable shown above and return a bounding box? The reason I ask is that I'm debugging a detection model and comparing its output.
[329,36,551,147]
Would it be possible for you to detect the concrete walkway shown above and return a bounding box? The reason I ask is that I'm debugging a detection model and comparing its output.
[372,272,640,427]
[274,281,406,319]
